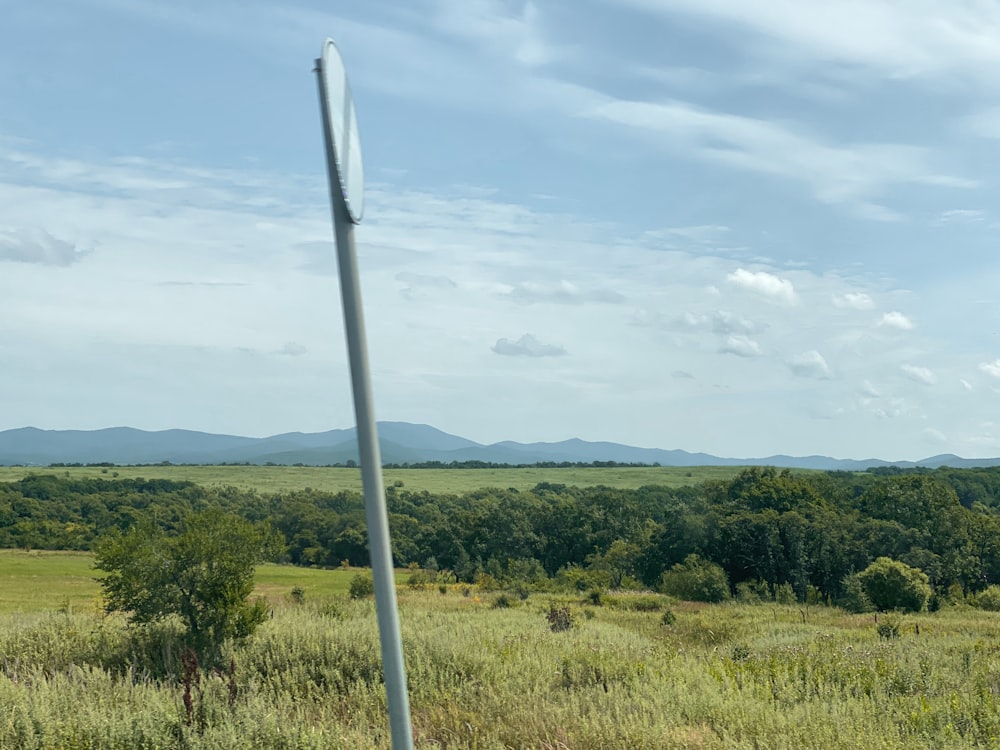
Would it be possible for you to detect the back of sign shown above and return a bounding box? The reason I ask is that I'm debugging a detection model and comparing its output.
[318,39,364,223]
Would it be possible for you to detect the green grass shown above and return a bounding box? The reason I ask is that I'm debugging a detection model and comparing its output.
[0,550,406,614]
[4,557,1000,748]
[0,550,99,614]
[0,464,753,494]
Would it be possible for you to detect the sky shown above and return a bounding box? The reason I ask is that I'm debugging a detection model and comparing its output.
[2,0,1000,461]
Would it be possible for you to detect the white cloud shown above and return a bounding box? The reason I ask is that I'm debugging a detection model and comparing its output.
[669,309,761,336]
[492,333,566,357]
[585,95,972,220]
[727,268,797,304]
[833,292,874,310]
[621,0,1000,82]
[961,378,973,391]
[878,311,914,330]
[901,364,937,385]
[935,209,985,225]
[429,0,564,69]
[719,335,761,358]
[787,350,831,379]
[980,360,1000,379]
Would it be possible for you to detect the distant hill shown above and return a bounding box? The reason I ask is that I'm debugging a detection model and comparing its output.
[0,422,998,470]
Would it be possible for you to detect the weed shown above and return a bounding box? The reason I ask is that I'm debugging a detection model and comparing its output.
[547,604,574,632]
[876,613,902,640]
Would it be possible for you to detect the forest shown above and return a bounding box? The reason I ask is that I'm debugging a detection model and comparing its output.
[5,465,1000,606]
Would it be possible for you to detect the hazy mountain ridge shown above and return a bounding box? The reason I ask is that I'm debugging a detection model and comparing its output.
[1,423,997,470]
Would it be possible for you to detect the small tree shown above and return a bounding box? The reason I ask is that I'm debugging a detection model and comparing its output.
[94,508,278,665]
[857,557,931,613]
[659,554,730,603]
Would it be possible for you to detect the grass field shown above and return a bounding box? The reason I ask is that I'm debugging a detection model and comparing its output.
[0,550,405,614]
[4,553,1000,748]
[0,464,753,494]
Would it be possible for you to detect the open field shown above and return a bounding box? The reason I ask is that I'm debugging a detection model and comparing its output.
[0,464,755,494]
[0,550,404,614]
[5,553,1000,748]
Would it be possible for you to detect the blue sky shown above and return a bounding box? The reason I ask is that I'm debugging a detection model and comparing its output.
[2,0,1000,460]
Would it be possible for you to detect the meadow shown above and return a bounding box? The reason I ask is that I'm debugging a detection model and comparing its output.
[4,550,1000,748]
[0,464,750,494]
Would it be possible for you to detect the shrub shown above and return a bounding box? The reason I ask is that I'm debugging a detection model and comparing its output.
[660,608,677,627]
[731,644,751,661]
[407,568,432,589]
[605,594,663,612]
[774,582,797,605]
[349,572,374,600]
[546,604,574,632]
[511,583,531,601]
[876,612,902,640]
[857,557,931,613]
[290,586,305,605]
[736,580,770,603]
[659,555,730,603]
[840,573,875,613]
[974,585,1000,611]
[492,594,514,609]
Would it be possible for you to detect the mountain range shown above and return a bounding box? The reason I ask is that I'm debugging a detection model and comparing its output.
[1,423,998,470]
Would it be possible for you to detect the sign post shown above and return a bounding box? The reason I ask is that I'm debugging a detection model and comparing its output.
[315,38,413,750]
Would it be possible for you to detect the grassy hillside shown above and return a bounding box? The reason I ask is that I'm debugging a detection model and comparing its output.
[0,464,754,494]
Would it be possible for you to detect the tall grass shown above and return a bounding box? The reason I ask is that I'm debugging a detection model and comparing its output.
[3,588,1000,748]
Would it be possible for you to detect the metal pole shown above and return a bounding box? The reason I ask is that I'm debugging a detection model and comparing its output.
[315,59,414,750]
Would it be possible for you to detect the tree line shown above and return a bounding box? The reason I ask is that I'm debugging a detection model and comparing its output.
[5,467,1000,605]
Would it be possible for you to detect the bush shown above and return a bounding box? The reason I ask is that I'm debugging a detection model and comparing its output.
[546,604,574,632]
[660,608,677,627]
[974,585,1000,611]
[774,582,797,605]
[492,594,514,609]
[349,572,374,600]
[659,555,730,603]
[839,573,874,613]
[857,557,931,613]
[876,612,902,640]
[736,580,770,603]
[605,594,663,612]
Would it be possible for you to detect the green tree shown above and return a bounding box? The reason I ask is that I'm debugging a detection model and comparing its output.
[586,536,646,589]
[857,557,931,612]
[94,508,278,665]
